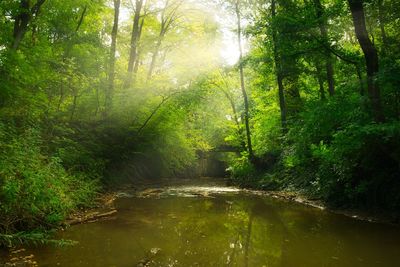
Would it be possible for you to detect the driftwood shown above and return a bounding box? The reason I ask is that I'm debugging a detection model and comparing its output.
[65,209,117,226]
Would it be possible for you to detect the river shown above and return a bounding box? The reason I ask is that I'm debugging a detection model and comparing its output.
[1,178,400,266]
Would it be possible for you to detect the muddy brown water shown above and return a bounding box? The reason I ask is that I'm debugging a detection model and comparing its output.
[1,179,400,266]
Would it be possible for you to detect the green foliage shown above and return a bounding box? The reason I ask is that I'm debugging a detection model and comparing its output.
[232,0,400,217]
[0,123,99,237]
[282,94,400,210]
[1,0,400,244]
[228,154,257,186]
[0,0,225,243]
[0,231,78,248]
[228,153,283,190]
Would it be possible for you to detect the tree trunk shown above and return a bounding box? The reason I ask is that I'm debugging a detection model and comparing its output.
[313,0,335,96]
[217,72,247,151]
[356,65,364,96]
[70,95,77,121]
[146,1,169,82]
[316,64,326,100]
[95,87,100,117]
[348,0,385,122]
[235,0,254,161]
[75,5,87,32]
[271,0,287,133]
[12,0,31,50]
[70,88,77,121]
[57,80,64,112]
[377,0,388,50]
[325,57,335,96]
[12,0,46,50]
[137,92,177,134]
[127,0,144,72]
[105,0,120,116]
[124,0,144,88]
[146,0,180,82]
[133,17,146,77]
[147,38,162,81]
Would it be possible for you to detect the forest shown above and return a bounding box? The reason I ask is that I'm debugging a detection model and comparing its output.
[0,0,400,249]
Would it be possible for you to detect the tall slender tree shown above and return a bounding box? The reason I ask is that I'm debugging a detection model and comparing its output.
[348,0,385,122]
[235,0,254,160]
[105,0,121,116]
[124,0,144,88]
[147,0,183,81]
[271,0,287,132]
[313,0,335,96]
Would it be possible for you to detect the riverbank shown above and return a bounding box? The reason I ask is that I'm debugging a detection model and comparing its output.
[230,171,400,226]
[74,177,400,227]
[245,189,400,225]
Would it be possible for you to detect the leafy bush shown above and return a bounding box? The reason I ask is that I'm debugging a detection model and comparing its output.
[228,154,257,186]
[282,94,400,211]
[0,123,99,237]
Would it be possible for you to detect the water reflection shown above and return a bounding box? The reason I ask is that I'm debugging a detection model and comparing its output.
[5,186,400,267]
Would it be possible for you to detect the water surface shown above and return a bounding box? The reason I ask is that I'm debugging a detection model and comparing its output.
[3,181,400,266]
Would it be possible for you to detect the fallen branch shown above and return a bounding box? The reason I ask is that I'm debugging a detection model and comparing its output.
[65,209,117,226]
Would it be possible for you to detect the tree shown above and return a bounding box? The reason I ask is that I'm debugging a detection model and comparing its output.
[348,0,385,122]
[235,0,254,160]
[124,0,144,88]
[106,0,121,116]
[313,0,335,96]
[12,0,46,50]
[147,0,183,81]
[271,0,287,132]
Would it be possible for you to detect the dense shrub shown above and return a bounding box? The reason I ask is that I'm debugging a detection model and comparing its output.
[282,94,400,211]
[0,123,99,236]
[228,154,257,185]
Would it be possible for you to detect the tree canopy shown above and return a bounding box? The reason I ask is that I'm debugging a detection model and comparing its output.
[1,0,400,245]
